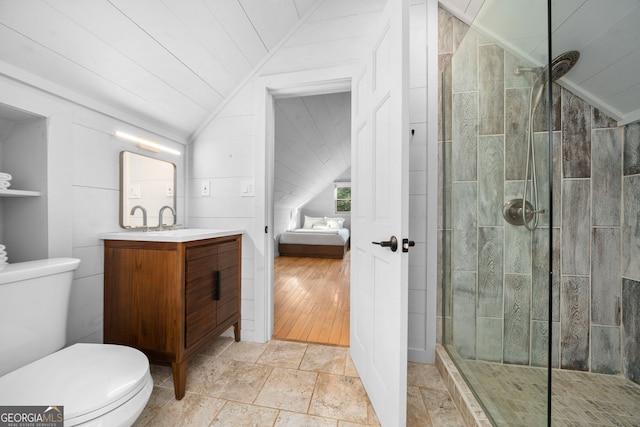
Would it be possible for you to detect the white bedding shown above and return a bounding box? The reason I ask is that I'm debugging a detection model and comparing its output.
[279,228,350,246]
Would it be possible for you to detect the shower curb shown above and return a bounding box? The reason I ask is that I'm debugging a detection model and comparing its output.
[435,344,493,427]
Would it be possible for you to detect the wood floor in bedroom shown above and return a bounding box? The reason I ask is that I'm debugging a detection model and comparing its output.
[273,251,350,346]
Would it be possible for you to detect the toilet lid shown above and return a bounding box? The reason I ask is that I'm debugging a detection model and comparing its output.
[0,343,151,425]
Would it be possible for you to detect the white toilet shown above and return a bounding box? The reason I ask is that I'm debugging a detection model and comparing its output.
[0,258,153,426]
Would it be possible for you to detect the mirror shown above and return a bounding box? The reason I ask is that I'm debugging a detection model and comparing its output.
[120,151,177,229]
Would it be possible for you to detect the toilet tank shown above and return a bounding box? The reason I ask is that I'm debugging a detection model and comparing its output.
[0,258,81,376]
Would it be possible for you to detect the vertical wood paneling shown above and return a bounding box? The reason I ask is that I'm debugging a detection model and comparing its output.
[503,218,531,274]
[477,227,503,317]
[561,276,590,371]
[591,228,621,326]
[622,279,640,383]
[476,317,502,362]
[453,271,476,359]
[591,325,621,375]
[477,135,504,226]
[531,320,559,368]
[624,122,640,176]
[562,90,591,178]
[478,44,504,136]
[504,88,529,180]
[561,179,591,275]
[451,28,477,93]
[451,182,477,272]
[503,274,530,365]
[451,92,477,182]
[532,228,560,322]
[592,128,622,226]
[622,175,640,281]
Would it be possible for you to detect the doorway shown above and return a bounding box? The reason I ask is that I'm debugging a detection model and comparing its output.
[271,91,352,346]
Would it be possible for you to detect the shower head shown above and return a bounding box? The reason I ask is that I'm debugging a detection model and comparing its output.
[542,50,580,84]
[513,50,580,83]
[529,50,580,109]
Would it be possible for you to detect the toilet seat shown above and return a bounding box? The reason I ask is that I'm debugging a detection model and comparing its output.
[0,343,152,426]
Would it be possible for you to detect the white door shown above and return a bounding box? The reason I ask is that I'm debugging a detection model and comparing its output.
[350,0,409,426]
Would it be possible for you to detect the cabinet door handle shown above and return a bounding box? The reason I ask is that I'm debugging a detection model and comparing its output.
[213,271,221,301]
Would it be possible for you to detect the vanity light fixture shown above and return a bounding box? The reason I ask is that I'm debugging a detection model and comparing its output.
[114,131,181,156]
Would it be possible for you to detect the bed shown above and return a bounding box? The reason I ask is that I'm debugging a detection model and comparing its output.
[278,216,350,259]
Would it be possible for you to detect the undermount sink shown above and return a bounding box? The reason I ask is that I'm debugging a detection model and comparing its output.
[98,228,244,243]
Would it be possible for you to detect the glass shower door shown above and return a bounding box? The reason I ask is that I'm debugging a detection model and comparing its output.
[440,0,554,424]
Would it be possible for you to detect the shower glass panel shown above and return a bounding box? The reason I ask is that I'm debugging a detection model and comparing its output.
[442,0,640,425]
[441,0,553,425]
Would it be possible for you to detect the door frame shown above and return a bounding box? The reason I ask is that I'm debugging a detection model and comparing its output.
[254,66,356,342]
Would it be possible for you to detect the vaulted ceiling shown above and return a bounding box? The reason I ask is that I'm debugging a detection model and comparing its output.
[274,92,351,212]
[1,0,639,142]
[0,0,319,141]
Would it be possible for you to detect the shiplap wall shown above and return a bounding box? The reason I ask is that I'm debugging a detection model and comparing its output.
[189,0,437,362]
[0,75,185,346]
[188,0,386,342]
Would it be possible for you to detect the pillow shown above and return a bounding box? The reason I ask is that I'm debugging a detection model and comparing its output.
[324,217,345,229]
[303,215,324,229]
[312,221,330,230]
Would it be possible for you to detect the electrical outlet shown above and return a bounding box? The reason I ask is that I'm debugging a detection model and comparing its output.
[166,182,174,197]
[201,180,210,197]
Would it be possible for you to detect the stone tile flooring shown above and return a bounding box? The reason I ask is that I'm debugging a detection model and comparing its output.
[133,337,466,426]
[458,357,640,427]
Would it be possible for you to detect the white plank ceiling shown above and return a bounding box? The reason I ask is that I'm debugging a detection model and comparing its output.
[274,92,351,213]
[1,0,639,141]
[0,0,319,141]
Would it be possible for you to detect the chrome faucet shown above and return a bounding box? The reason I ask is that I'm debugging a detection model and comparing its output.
[158,205,175,230]
[130,205,147,227]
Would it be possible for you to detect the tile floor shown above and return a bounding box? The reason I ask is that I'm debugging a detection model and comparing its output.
[461,358,640,427]
[133,337,466,426]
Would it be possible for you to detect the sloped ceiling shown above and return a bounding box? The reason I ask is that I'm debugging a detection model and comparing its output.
[2,0,638,143]
[0,0,319,141]
[274,92,351,213]
[440,0,640,125]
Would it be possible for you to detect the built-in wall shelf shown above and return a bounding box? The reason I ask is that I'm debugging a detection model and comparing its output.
[0,189,41,197]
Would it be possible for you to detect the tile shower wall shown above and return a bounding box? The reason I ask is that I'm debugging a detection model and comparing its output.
[437,7,640,385]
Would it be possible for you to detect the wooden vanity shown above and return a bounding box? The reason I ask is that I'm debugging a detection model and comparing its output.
[100,229,242,399]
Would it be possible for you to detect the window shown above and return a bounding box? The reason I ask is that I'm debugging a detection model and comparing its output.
[335,184,351,213]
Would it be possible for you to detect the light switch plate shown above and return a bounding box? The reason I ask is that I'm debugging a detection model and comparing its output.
[166,182,174,197]
[241,180,255,197]
[201,180,210,197]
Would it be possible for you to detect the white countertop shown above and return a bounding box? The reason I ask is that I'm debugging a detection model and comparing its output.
[98,228,244,243]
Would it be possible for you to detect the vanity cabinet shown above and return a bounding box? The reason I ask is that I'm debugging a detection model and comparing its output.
[103,234,241,399]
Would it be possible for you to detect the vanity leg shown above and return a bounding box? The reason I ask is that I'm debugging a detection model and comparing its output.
[172,361,187,400]
[233,321,241,342]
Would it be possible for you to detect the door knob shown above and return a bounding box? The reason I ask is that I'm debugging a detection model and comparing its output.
[402,238,415,253]
[372,236,398,252]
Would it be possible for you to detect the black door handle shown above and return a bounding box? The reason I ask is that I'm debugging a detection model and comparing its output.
[372,236,398,252]
[402,238,415,253]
